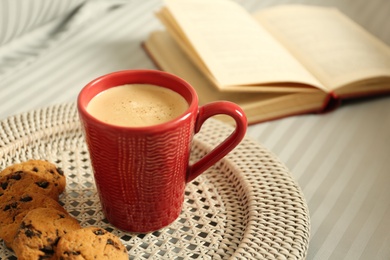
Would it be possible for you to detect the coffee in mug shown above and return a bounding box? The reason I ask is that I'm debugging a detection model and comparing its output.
[77,70,247,233]
[86,84,189,127]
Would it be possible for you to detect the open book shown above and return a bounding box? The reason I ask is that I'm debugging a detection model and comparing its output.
[144,0,390,124]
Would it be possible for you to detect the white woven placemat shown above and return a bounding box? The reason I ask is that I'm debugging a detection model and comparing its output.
[0,103,310,259]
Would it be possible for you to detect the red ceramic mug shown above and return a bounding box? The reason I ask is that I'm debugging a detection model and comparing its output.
[77,70,247,233]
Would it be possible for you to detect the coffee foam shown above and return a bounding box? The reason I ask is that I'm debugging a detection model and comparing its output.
[86,84,189,127]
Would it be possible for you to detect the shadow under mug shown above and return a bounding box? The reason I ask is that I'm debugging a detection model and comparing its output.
[77,70,247,233]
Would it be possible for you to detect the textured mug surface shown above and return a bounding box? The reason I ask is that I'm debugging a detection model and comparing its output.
[77,70,247,233]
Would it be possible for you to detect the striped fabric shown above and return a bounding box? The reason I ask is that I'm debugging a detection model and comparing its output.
[1,0,389,259]
[0,0,86,45]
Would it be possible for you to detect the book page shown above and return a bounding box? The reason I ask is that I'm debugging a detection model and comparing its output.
[157,9,317,93]
[255,5,390,91]
[163,0,325,91]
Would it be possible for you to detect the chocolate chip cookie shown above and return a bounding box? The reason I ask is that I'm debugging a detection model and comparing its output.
[0,192,66,249]
[0,160,66,198]
[0,170,61,200]
[56,226,128,260]
[13,207,81,260]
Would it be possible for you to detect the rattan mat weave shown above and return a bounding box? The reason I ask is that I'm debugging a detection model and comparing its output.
[0,103,310,259]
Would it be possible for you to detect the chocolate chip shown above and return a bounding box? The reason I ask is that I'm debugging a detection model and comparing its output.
[10,172,22,180]
[20,195,33,202]
[93,229,106,236]
[35,181,49,189]
[107,238,121,250]
[4,202,18,211]
[1,182,8,190]
[25,229,35,238]
[32,167,39,172]
[23,224,41,238]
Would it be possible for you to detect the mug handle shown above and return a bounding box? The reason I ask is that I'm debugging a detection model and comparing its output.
[186,101,247,183]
